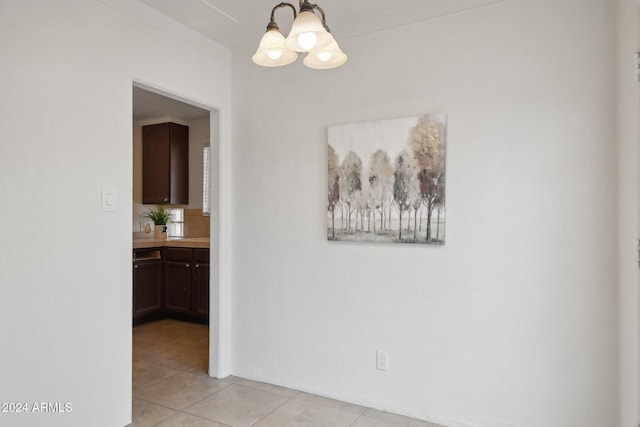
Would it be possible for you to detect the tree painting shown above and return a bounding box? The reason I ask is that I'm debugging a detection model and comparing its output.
[327,114,446,244]
[327,144,340,239]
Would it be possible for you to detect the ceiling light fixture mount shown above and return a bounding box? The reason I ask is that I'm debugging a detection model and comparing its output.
[252,0,347,70]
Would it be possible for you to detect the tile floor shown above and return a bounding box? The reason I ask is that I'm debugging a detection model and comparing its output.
[131,319,443,427]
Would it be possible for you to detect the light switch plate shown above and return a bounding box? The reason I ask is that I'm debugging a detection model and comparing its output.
[101,187,116,211]
[376,350,389,371]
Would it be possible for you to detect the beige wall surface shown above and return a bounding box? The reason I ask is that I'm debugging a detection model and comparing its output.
[231,0,618,426]
[0,1,231,426]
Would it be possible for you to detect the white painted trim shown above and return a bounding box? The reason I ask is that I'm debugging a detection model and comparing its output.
[213,107,233,377]
[617,1,640,425]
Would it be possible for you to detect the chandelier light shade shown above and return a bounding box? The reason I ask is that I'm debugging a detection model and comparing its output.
[252,25,297,67]
[252,0,347,70]
[286,10,332,52]
[303,35,348,69]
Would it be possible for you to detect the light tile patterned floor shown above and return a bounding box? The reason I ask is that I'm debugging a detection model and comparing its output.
[131,319,442,427]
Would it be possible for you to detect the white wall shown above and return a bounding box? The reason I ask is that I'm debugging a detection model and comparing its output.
[0,1,231,426]
[231,0,618,426]
[617,0,640,425]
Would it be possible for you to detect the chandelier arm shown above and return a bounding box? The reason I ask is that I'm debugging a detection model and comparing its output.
[299,0,329,30]
[312,4,330,32]
[270,2,297,24]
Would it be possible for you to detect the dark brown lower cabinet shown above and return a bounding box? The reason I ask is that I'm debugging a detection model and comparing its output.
[165,247,209,323]
[132,248,163,321]
[191,249,210,322]
[133,246,209,325]
[164,248,192,315]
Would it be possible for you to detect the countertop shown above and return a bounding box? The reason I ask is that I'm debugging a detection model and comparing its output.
[133,236,210,249]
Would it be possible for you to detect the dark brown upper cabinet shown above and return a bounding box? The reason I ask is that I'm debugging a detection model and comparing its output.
[142,122,189,205]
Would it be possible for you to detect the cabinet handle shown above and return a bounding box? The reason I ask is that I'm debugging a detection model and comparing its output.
[195,264,200,268]
[134,265,138,269]
[185,264,190,268]
[163,197,169,202]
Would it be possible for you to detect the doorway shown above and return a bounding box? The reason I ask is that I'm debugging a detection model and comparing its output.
[131,82,220,379]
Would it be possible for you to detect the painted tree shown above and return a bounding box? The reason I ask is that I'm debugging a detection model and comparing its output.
[327,144,340,239]
[358,178,374,232]
[435,205,443,240]
[410,197,422,240]
[355,178,371,232]
[339,151,362,231]
[408,115,446,243]
[393,149,419,240]
[367,149,394,231]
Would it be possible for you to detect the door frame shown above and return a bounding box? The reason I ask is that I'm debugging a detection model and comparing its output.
[132,80,230,378]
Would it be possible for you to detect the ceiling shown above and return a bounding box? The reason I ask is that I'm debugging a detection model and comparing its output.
[133,86,209,121]
[135,0,507,53]
[137,0,424,52]
[130,0,506,120]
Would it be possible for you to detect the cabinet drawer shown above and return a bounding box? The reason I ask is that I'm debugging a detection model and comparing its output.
[133,248,162,263]
[193,249,210,264]
[165,247,192,262]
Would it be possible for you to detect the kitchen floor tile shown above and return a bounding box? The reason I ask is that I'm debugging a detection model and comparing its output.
[148,347,209,373]
[293,392,366,416]
[133,336,177,360]
[130,397,177,427]
[135,371,231,410]
[356,409,444,426]
[185,383,289,427]
[133,360,182,393]
[253,397,360,427]
[154,412,229,427]
[236,378,300,398]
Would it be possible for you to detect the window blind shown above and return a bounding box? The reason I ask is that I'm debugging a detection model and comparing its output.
[202,146,211,215]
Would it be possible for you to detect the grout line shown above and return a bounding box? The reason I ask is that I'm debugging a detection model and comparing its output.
[248,391,294,427]
[181,380,233,411]
[178,404,233,427]
[349,413,366,427]
[133,396,180,413]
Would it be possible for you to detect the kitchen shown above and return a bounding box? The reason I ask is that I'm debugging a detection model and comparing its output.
[131,85,214,374]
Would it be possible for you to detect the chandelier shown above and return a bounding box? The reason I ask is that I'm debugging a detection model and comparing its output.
[252,0,347,70]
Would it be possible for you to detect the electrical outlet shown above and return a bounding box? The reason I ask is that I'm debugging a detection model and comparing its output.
[376,350,389,371]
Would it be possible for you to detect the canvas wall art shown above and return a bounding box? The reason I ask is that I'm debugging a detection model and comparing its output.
[327,114,446,245]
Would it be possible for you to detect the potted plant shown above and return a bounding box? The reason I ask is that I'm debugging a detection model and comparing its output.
[142,207,174,239]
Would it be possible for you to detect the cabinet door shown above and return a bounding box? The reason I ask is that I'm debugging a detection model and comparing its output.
[142,122,189,205]
[192,262,209,322]
[164,261,191,314]
[169,123,188,204]
[133,260,163,319]
[191,249,209,321]
[142,123,171,204]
